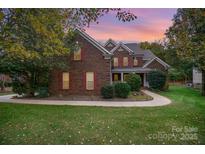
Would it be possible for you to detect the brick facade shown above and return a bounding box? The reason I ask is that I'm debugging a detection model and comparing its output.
[112,46,144,68]
[146,59,166,71]
[49,35,111,96]
[49,30,169,96]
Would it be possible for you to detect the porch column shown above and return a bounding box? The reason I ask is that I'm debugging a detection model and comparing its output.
[121,72,124,82]
[143,73,146,87]
[110,73,113,84]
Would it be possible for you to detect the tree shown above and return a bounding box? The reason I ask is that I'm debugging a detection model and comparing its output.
[0,8,137,96]
[166,8,205,95]
[140,40,193,82]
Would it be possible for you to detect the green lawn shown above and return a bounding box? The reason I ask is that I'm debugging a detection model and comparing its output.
[0,85,205,144]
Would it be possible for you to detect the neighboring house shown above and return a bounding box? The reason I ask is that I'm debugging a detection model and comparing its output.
[193,67,202,88]
[49,29,170,96]
[0,74,12,91]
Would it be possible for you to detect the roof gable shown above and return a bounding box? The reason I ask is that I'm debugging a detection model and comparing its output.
[75,28,112,56]
[143,57,170,69]
[104,39,117,47]
[110,42,134,54]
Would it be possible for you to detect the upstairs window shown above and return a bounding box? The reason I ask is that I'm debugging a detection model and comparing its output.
[123,57,128,67]
[62,72,69,90]
[134,57,138,66]
[86,72,94,90]
[74,48,81,61]
[113,57,118,67]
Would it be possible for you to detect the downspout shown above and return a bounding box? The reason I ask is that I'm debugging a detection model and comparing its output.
[110,57,112,85]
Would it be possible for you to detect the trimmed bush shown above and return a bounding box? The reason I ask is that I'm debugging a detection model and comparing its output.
[147,70,167,91]
[101,85,114,99]
[125,74,141,91]
[12,79,28,95]
[114,82,131,98]
[36,87,49,98]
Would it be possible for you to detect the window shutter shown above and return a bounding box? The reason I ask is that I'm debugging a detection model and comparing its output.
[83,72,86,89]
[58,72,62,90]
[69,72,72,90]
[94,72,96,90]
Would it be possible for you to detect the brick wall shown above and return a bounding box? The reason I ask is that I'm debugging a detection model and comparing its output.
[112,46,143,68]
[49,35,111,96]
[146,59,166,71]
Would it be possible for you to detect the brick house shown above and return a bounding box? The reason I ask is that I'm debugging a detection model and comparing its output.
[49,29,170,96]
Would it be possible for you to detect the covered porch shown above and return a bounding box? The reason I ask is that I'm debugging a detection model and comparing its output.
[111,68,152,87]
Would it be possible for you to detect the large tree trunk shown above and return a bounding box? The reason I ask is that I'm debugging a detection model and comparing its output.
[202,70,205,96]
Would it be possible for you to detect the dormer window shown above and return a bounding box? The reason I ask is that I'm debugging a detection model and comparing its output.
[134,57,138,66]
[123,57,128,67]
[113,57,118,67]
[74,48,81,61]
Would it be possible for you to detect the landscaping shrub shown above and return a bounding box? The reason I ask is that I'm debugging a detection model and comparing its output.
[147,70,167,91]
[114,82,131,98]
[125,74,141,91]
[101,85,114,99]
[12,78,28,95]
[36,87,49,98]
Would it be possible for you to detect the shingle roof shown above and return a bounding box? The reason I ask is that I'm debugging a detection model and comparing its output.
[111,68,152,73]
[124,43,156,60]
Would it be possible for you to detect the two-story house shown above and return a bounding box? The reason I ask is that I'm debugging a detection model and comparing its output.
[49,29,170,96]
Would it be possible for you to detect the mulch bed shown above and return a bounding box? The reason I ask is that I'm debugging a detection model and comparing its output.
[13,91,153,101]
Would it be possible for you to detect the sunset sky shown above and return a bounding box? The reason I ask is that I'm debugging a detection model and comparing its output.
[85,8,177,43]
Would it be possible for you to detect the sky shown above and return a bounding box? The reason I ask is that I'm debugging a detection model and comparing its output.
[85,8,177,43]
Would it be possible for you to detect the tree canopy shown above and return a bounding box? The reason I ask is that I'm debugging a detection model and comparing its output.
[165,8,205,95]
[140,41,166,61]
[0,8,137,95]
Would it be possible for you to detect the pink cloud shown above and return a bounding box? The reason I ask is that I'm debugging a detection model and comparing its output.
[86,18,173,42]
[85,9,176,42]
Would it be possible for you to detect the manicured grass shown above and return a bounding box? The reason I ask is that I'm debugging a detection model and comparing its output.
[0,86,204,144]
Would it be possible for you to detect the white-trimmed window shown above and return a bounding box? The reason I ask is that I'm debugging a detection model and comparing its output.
[86,72,94,90]
[123,57,128,66]
[74,48,81,60]
[113,57,118,67]
[134,57,138,66]
[114,74,119,81]
[62,72,69,89]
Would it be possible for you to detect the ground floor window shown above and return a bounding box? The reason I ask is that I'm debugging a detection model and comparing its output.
[86,72,94,90]
[112,73,121,82]
[62,72,69,90]
[112,72,146,86]
[123,73,129,81]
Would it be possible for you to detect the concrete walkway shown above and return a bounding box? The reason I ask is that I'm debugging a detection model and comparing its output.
[0,90,171,107]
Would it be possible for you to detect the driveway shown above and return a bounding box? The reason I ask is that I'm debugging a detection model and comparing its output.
[0,90,171,107]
